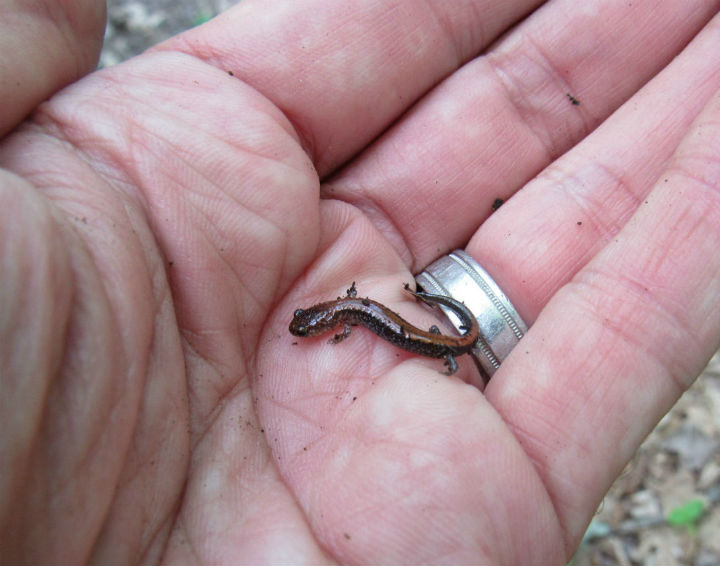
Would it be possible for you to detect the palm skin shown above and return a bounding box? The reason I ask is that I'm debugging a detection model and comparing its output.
[2,1,720,564]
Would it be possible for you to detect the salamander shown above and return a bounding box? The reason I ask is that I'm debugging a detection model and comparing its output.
[289,282,479,375]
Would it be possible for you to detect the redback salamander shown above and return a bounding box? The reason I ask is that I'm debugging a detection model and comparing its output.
[289,282,479,375]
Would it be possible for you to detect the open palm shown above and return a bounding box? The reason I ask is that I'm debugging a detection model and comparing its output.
[2,1,720,563]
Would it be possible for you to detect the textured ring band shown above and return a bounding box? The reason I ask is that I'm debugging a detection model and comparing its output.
[415,250,528,382]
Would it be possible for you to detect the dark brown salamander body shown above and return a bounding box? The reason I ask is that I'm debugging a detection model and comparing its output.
[289,282,479,375]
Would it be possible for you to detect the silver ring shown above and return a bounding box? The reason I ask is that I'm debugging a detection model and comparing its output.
[415,249,527,382]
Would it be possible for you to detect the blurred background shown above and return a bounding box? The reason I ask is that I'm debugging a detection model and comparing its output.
[101,2,720,564]
[101,0,232,67]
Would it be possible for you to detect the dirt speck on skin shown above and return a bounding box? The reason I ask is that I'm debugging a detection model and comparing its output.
[101,3,720,563]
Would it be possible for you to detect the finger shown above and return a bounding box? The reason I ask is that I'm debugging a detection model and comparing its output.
[0,171,140,562]
[488,87,720,549]
[0,0,105,136]
[475,12,720,320]
[329,0,719,268]
[158,0,543,175]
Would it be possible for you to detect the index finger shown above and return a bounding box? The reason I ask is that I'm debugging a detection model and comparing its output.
[158,0,542,175]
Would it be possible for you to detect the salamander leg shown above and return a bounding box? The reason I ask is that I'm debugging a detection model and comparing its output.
[429,325,441,334]
[346,282,357,298]
[443,354,458,375]
[403,282,425,302]
[403,282,440,310]
[330,323,352,344]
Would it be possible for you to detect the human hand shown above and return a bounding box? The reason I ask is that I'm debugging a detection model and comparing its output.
[2,1,719,563]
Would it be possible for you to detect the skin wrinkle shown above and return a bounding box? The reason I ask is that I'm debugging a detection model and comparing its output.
[346,193,416,270]
[172,197,290,341]
[185,321,249,400]
[327,149,442,267]
[557,160,643,241]
[48,7,89,76]
[20,192,158,563]
[668,154,720,196]
[34,246,128,563]
[456,1,492,58]
[234,86,321,171]
[29,104,152,216]
[40,1,104,57]
[422,0,467,68]
[570,268,700,391]
[53,219,139,408]
[3,220,67,527]
[487,37,584,163]
[137,510,177,563]
[179,331,240,447]
[184,379,236,454]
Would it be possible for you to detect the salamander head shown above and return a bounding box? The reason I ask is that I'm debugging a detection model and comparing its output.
[289,308,310,336]
[289,307,333,337]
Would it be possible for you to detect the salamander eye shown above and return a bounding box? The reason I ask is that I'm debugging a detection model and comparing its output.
[293,309,305,317]
[294,326,308,336]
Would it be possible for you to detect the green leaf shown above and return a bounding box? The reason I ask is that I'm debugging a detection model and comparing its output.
[192,11,214,27]
[666,499,705,532]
